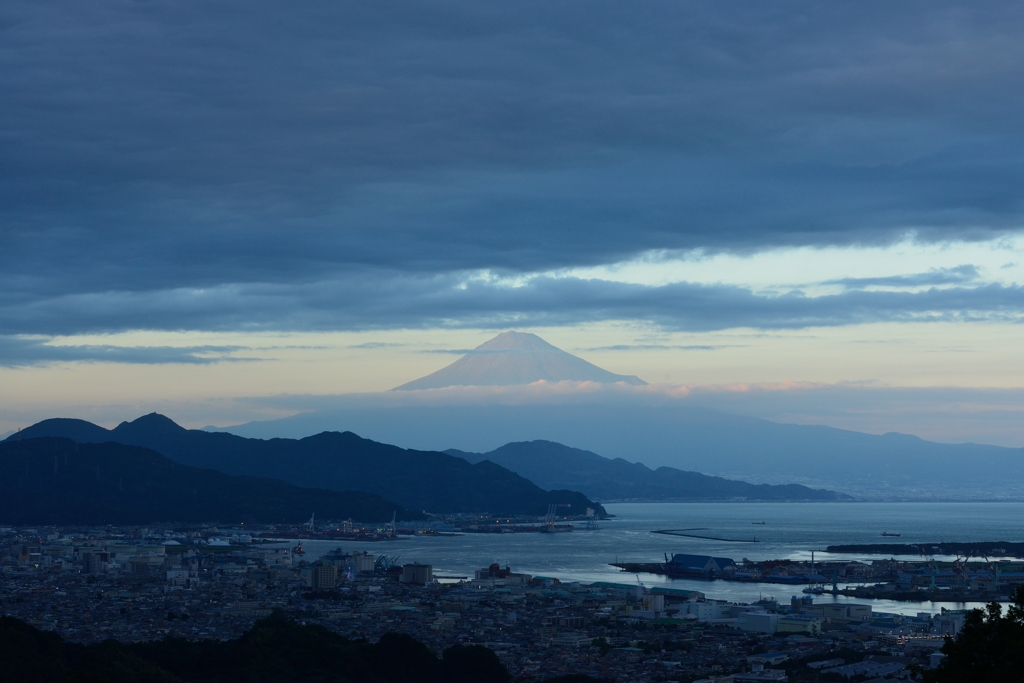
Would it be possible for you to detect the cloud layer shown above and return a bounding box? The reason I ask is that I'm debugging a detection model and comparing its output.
[3,272,1022,338]
[3,1,1024,338]
[0,337,247,367]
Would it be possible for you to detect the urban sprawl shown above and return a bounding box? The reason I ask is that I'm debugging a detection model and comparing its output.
[1,524,985,682]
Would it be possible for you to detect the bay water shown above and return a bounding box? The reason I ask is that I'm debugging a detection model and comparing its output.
[293,501,1024,616]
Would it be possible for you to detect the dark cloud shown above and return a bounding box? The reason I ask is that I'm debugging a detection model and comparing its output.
[827,265,980,288]
[2,271,1022,338]
[0,337,248,367]
[2,1,1024,334]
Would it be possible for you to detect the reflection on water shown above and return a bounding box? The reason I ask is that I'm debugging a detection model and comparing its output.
[289,501,1024,616]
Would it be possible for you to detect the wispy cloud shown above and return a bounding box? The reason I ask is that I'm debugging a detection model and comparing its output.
[0,337,250,368]
[3,274,1024,336]
[419,348,478,354]
[348,342,411,349]
[825,265,981,289]
[581,344,735,352]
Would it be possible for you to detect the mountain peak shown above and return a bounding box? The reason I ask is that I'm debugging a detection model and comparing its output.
[394,331,646,390]
[477,331,559,352]
[4,418,110,443]
[113,413,188,437]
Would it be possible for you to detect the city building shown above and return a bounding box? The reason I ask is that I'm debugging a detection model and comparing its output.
[400,563,433,585]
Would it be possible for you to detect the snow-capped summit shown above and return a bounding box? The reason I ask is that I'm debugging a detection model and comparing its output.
[393,331,646,390]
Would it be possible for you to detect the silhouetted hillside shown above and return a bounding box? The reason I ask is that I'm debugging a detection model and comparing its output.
[8,416,604,516]
[0,438,420,525]
[450,440,851,501]
[0,612,509,683]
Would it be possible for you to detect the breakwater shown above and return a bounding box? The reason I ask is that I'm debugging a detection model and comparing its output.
[652,529,761,543]
[826,541,1024,557]
[609,561,871,585]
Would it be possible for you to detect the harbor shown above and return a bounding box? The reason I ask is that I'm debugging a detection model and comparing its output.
[612,551,1024,603]
[265,501,1024,616]
[173,501,1024,617]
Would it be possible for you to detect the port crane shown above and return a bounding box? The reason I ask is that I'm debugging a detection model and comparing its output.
[916,544,939,590]
[980,554,1001,591]
[375,554,400,573]
[952,552,977,590]
[544,503,571,527]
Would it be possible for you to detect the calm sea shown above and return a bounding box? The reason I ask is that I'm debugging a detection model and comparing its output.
[291,501,1024,616]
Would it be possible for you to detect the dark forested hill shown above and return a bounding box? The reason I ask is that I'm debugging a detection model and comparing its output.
[0,438,420,525]
[7,415,603,516]
[0,613,510,683]
[450,440,850,501]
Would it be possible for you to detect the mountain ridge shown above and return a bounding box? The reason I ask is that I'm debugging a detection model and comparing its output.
[207,400,1024,499]
[7,414,605,516]
[448,440,851,501]
[0,437,421,525]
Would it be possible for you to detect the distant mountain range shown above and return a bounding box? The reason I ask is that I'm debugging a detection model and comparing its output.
[205,330,1024,499]
[0,438,420,525]
[449,440,850,501]
[6,414,603,516]
[395,331,645,390]
[220,399,1024,499]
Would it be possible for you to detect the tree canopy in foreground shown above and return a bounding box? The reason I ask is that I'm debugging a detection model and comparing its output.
[0,611,509,683]
[927,584,1024,682]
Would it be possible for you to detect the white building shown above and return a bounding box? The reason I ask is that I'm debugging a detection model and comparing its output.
[739,611,779,633]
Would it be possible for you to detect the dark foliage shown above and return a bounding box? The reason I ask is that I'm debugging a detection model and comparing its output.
[439,643,509,683]
[0,437,418,525]
[0,612,510,683]
[925,584,1024,682]
[9,414,604,515]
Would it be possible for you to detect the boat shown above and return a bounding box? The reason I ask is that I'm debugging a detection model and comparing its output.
[292,542,305,555]
[752,521,766,525]
[881,532,901,537]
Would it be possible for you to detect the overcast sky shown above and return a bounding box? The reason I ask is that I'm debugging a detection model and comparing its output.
[2,1,1024,442]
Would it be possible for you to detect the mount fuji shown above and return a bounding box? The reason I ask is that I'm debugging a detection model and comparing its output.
[394,331,646,390]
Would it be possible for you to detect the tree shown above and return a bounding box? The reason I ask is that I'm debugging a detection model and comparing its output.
[926,584,1024,682]
[440,644,510,683]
